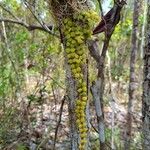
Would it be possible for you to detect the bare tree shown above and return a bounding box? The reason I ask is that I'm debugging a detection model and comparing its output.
[125,0,139,149]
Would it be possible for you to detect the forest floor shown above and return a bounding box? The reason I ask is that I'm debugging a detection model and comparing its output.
[1,80,142,150]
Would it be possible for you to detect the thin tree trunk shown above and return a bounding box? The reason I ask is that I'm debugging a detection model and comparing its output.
[142,0,150,149]
[140,0,147,58]
[107,52,115,150]
[91,79,105,149]
[125,0,139,149]
[89,40,106,150]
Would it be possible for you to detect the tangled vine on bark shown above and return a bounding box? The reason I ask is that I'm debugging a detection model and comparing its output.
[50,1,99,149]
[62,10,98,150]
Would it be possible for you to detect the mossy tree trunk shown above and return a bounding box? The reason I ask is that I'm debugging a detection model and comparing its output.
[50,1,98,149]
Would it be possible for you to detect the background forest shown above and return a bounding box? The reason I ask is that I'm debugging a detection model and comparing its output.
[0,0,149,150]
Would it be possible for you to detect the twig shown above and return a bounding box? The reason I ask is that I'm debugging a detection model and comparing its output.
[48,75,65,90]
[90,121,99,133]
[0,2,58,36]
[23,0,55,35]
[97,0,104,17]
[0,2,19,20]
[23,1,44,27]
[36,96,66,150]
[0,18,54,32]
[53,96,66,150]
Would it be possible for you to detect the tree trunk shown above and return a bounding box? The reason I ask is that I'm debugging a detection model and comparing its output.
[91,79,105,149]
[142,0,150,149]
[88,40,106,150]
[66,61,79,150]
[50,1,99,149]
[140,0,147,58]
[125,0,139,149]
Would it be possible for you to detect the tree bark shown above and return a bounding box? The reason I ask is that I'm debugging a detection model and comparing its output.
[91,79,105,149]
[142,0,150,149]
[140,0,147,58]
[88,40,106,150]
[65,60,79,150]
[125,0,139,149]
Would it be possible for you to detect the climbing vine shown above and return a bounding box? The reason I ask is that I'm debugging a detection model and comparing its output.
[62,10,98,150]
